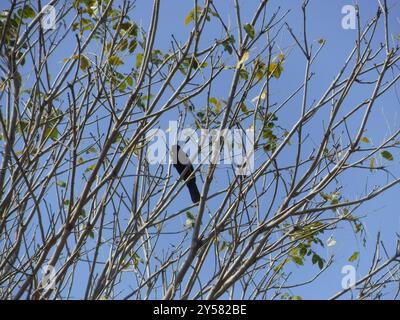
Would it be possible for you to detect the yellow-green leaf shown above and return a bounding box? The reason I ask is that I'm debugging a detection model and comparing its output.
[136,53,143,69]
[57,181,67,188]
[108,55,124,66]
[239,68,249,80]
[80,55,89,70]
[87,147,97,154]
[127,76,133,86]
[381,150,393,161]
[128,40,137,53]
[369,158,375,172]
[240,102,249,114]
[290,296,303,300]
[85,164,96,172]
[118,80,127,92]
[348,251,359,262]
[268,62,283,79]
[19,5,35,19]
[117,38,128,51]
[44,126,59,141]
[184,6,202,26]
[244,23,255,39]
[209,97,221,113]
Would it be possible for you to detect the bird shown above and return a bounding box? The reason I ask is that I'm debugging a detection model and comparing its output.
[170,145,201,204]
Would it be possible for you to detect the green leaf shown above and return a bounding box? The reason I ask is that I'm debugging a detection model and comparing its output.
[320,191,331,201]
[289,248,304,266]
[108,55,124,66]
[118,80,127,92]
[18,6,35,19]
[331,198,339,206]
[87,147,97,154]
[57,181,67,188]
[85,164,95,172]
[80,55,89,70]
[129,252,142,269]
[348,251,360,262]
[239,68,249,80]
[222,36,235,55]
[209,97,221,113]
[185,211,196,228]
[244,23,255,39]
[291,255,304,266]
[381,150,393,161]
[17,120,29,134]
[186,211,195,220]
[117,38,128,51]
[369,158,375,172]
[79,209,86,218]
[135,53,143,69]
[44,126,59,141]
[274,258,290,272]
[240,103,249,114]
[65,54,79,63]
[254,59,266,80]
[128,40,137,53]
[184,6,202,26]
[223,43,233,54]
[185,219,195,228]
[126,76,133,86]
[268,62,283,79]
[312,254,324,270]
[218,240,229,252]
[118,22,138,37]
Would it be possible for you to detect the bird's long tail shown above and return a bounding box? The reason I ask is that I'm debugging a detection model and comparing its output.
[187,179,201,204]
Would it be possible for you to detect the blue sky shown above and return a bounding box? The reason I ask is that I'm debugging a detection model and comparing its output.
[1,0,400,299]
[127,0,400,299]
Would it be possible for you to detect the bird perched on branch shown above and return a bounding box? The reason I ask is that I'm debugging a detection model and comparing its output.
[170,145,200,204]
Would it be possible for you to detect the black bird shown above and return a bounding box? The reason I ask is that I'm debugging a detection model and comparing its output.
[170,145,201,203]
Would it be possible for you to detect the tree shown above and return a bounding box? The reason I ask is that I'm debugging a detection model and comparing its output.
[0,0,399,300]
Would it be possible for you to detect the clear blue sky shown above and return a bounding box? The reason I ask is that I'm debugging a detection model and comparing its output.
[1,0,399,299]
[130,0,400,299]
